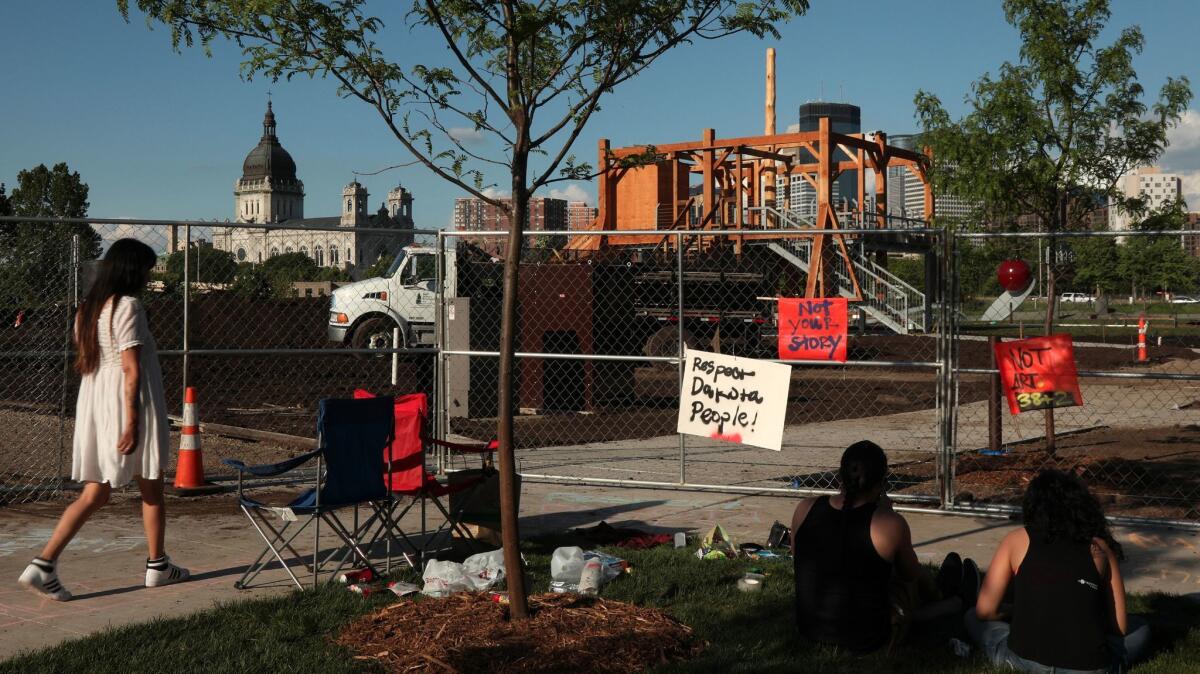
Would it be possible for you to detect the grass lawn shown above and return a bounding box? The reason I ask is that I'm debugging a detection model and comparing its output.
[3,538,1199,673]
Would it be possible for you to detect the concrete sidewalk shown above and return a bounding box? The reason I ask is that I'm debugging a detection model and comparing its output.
[1,482,1197,660]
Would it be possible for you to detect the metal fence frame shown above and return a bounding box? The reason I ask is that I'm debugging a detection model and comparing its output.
[2,216,1197,529]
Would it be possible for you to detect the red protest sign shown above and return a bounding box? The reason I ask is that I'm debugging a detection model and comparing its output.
[777,297,848,362]
[994,334,1083,415]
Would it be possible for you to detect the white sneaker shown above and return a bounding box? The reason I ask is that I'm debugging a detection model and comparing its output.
[145,556,190,587]
[18,560,72,601]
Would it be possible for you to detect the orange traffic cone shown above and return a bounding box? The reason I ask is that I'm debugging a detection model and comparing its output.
[171,387,222,495]
[1137,315,1148,363]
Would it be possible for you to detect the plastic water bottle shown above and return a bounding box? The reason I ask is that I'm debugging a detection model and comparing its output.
[578,558,603,596]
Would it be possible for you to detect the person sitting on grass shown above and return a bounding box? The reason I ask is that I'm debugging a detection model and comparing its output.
[18,239,189,601]
[966,469,1149,673]
[791,440,976,654]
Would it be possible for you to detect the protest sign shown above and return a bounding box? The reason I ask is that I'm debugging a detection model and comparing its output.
[677,347,791,451]
[777,297,848,362]
[993,334,1083,415]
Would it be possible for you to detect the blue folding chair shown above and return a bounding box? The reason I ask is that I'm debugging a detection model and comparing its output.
[223,396,396,590]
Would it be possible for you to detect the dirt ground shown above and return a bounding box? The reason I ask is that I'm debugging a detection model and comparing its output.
[954,425,1200,520]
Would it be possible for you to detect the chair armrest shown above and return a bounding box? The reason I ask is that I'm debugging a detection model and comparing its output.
[221,448,321,477]
[429,438,497,454]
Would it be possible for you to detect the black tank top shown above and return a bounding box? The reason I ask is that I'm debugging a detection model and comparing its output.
[1008,527,1110,670]
[793,496,892,652]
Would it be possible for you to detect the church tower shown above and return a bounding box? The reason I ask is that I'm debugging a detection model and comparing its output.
[341,181,369,227]
[234,101,304,223]
[387,184,414,225]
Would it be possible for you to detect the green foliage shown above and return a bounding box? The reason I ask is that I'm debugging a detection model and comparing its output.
[0,163,100,309]
[1118,211,1199,297]
[229,263,272,299]
[161,244,239,285]
[1071,236,1121,295]
[915,0,1191,234]
[887,256,926,293]
[361,253,394,280]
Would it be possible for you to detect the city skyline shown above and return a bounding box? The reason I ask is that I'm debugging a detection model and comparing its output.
[2,1,1198,228]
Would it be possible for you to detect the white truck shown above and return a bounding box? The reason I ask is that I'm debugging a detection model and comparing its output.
[327,245,449,350]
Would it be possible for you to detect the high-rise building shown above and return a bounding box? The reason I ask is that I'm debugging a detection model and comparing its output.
[774,102,859,220]
[883,133,976,224]
[566,201,597,230]
[1185,212,1200,257]
[452,196,567,256]
[1109,167,1184,231]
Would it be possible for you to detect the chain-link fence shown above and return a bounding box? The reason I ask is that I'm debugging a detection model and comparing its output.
[0,217,431,503]
[441,227,948,506]
[3,216,1197,526]
[950,229,1200,524]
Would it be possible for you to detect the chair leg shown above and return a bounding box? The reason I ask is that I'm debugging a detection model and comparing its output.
[236,506,312,591]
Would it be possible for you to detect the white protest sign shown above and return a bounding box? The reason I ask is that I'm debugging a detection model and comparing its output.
[676,347,791,451]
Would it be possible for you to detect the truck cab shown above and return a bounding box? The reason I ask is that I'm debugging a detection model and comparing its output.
[327,245,451,350]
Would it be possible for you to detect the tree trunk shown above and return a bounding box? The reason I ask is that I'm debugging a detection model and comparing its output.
[1095,287,1108,316]
[496,160,530,620]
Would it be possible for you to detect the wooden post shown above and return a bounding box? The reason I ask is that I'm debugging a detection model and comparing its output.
[763,48,776,211]
[988,336,1003,454]
[702,128,716,228]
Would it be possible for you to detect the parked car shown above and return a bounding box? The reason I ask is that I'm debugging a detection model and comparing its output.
[1059,292,1093,303]
[1169,295,1199,304]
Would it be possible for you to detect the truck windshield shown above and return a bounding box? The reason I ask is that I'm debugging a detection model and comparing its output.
[386,252,408,278]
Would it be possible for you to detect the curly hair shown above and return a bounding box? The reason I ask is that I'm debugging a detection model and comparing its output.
[1022,469,1123,561]
[838,440,887,504]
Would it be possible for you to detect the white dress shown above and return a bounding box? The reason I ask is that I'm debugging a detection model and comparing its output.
[72,296,170,487]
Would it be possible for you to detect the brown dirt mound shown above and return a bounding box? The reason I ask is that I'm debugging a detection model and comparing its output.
[336,592,703,673]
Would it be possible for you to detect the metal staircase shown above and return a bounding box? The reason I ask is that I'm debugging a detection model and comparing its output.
[749,207,927,334]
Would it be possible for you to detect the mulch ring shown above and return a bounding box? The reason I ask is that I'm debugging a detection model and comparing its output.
[336,592,704,673]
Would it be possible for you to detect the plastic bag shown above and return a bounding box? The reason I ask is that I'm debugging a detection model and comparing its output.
[462,549,507,591]
[421,559,473,597]
[585,550,628,582]
[550,546,586,583]
[696,524,737,560]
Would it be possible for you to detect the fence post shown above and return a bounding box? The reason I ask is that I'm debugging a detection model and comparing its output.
[182,222,191,410]
[435,231,447,474]
[56,234,81,493]
[988,336,1002,454]
[940,229,957,510]
[677,230,686,484]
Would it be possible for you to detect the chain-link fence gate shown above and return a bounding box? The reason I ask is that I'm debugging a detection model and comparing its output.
[949,229,1200,525]
[439,227,949,508]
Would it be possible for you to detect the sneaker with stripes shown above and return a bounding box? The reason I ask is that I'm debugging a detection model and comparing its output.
[18,558,72,601]
[145,555,190,587]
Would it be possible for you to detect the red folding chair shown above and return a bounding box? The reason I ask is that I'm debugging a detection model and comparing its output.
[353,390,497,566]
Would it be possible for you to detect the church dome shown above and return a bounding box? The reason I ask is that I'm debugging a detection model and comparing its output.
[241,102,297,182]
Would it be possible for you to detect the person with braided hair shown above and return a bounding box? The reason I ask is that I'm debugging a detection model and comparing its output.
[791,441,973,653]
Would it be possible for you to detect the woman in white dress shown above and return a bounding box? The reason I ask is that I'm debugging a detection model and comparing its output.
[18,239,189,601]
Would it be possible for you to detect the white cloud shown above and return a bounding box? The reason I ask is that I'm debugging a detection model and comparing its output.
[543,182,593,205]
[481,186,510,199]
[448,126,486,146]
[1161,108,1200,209]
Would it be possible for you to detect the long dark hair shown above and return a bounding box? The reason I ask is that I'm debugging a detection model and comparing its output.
[1023,469,1124,561]
[75,238,157,374]
[838,440,887,504]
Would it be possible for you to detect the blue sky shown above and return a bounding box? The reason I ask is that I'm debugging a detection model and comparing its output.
[2,1,1198,228]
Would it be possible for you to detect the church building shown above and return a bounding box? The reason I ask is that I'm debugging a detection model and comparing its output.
[212,102,415,272]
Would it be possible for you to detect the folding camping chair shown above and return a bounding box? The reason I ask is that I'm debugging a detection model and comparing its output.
[353,390,497,567]
[222,396,397,590]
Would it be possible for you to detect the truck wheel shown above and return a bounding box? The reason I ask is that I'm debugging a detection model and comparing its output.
[351,317,403,354]
[643,326,699,361]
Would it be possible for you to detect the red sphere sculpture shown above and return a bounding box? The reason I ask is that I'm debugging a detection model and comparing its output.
[997,259,1031,293]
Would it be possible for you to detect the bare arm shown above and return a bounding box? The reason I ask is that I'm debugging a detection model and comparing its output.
[888,514,921,582]
[117,346,141,455]
[976,530,1021,621]
[1095,539,1128,635]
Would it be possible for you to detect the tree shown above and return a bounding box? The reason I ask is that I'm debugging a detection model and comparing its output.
[1119,205,1198,300]
[121,0,809,618]
[914,0,1190,452]
[361,253,395,281]
[0,163,101,309]
[1071,236,1121,313]
[163,244,239,285]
